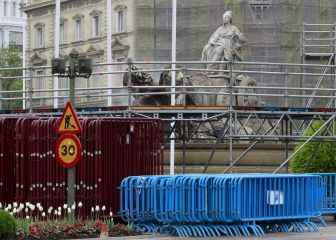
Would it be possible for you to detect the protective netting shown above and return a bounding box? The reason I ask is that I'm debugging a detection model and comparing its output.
[132,0,336,107]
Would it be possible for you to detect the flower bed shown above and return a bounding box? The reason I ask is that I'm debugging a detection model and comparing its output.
[0,202,140,239]
[17,220,138,240]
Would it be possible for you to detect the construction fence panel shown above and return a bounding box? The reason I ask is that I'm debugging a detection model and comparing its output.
[0,116,164,217]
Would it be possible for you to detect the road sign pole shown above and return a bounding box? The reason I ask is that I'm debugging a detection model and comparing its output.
[67,53,77,209]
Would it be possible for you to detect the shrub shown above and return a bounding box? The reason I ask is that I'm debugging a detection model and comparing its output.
[0,210,17,239]
[290,120,336,173]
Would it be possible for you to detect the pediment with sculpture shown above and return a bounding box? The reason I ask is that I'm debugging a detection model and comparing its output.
[30,52,47,66]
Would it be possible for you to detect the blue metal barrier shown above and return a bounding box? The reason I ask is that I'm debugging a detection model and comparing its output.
[314,173,336,214]
[232,175,322,221]
[120,174,323,237]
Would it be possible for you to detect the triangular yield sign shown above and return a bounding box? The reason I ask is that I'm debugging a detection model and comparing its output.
[57,101,81,134]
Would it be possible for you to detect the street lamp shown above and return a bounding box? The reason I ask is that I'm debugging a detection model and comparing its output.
[52,55,92,78]
[51,54,92,208]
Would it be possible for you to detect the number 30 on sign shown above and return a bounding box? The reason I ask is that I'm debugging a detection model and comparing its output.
[56,134,82,168]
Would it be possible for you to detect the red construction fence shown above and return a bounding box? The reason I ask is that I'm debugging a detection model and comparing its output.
[0,116,164,217]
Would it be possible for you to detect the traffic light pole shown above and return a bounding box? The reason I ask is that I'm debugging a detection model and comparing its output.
[67,53,77,209]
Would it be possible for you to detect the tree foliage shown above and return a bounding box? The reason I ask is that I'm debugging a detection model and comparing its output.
[0,46,23,110]
[290,121,336,173]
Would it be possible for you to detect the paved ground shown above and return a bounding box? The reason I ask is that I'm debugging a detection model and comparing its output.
[75,220,336,239]
[108,226,336,239]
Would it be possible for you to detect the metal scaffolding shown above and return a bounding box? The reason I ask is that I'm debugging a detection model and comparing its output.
[302,22,336,108]
[1,24,336,174]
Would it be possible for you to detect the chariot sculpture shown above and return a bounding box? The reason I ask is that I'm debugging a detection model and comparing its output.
[123,10,257,109]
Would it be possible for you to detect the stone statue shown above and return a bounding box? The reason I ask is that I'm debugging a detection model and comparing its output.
[159,66,188,105]
[201,10,247,71]
[123,59,155,105]
[123,59,154,87]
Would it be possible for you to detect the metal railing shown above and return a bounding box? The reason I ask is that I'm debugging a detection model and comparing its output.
[1,60,336,111]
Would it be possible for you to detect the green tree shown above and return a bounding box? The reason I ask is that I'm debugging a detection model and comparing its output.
[290,120,336,173]
[0,46,23,110]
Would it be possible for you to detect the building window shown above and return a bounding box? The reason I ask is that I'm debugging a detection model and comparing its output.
[92,15,99,37]
[60,21,65,43]
[36,70,45,86]
[75,18,82,41]
[90,10,102,38]
[0,29,4,48]
[73,14,84,41]
[117,10,124,32]
[11,2,16,16]
[35,70,46,100]
[35,25,44,48]
[115,6,127,33]
[9,31,22,47]
[59,77,68,90]
[3,1,7,16]
[20,0,23,17]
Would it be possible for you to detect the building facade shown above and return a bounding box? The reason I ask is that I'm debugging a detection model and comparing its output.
[24,0,136,107]
[0,0,25,48]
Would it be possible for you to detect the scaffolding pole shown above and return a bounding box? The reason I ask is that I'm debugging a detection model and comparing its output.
[53,0,60,108]
[170,0,177,175]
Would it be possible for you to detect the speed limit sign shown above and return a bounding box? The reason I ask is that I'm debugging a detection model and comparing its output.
[56,134,82,168]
